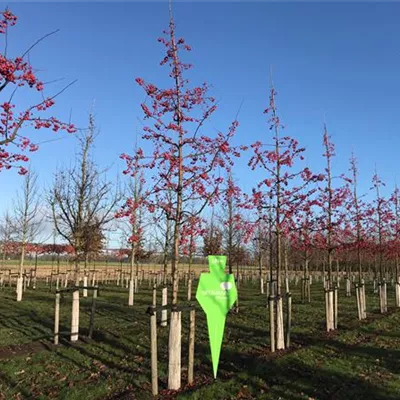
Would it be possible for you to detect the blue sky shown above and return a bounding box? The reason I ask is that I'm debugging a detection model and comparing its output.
[1,2,400,241]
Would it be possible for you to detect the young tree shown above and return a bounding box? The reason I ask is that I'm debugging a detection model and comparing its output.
[0,210,15,269]
[290,197,319,303]
[249,85,319,350]
[316,125,350,331]
[50,114,120,284]
[0,9,75,175]
[390,185,400,307]
[219,174,246,275]
[120,9,241,389]
[13,168,42,301]
[218,175,253,312]
[345,154,369,318]
[116,159,146,306]
[370,171,392,313]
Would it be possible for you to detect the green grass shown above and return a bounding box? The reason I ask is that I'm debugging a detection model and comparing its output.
[1,279,400,399]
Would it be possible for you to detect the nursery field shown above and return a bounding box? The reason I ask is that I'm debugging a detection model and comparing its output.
[0,261,209,277]
[1,280,400,400]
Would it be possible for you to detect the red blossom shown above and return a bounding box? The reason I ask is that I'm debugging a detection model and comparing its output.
[120,14,243,290]
[0,8,75,175]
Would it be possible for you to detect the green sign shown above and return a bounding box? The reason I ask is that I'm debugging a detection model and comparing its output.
[196,255,237,378]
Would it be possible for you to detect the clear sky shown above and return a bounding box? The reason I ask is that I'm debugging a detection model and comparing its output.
[1,2,400,243]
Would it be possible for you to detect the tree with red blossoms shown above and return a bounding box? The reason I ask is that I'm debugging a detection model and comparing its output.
[217,174,253,312]
[370,171,393,313]
[120,10,241,389]
[290,195,320,303]
[116,141,147,306]
[219,174,250,275]
[180,211,204,275]
[389,185,400,307]
[347,154,363,283]
[342,153,372,318]
[249,84,320,351]
[0,9,76,175]
[316,124,351,331]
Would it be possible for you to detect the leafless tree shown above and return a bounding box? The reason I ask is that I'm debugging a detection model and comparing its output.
[13,169,42,300]
[0,211,16,269]
[49,113,121,283]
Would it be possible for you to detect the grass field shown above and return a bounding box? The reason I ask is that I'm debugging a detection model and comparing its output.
[1,279,400,399]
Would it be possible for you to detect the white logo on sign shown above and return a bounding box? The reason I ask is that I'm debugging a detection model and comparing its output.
[220,282,232,290]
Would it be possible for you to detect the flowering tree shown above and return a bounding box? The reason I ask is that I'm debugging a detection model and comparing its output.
[315,125,351,330]
[0,9,75,175]
[290,195,320,303]
[371,173,392,282]
[180,213,204,274]
[316,125,350,287]
[370,171,393,313]
[116,147,146,305]
[389,185,400,307]
[120,11,241,389]
[347,154,364,283]
[390,186,400,281]
[249,85,320,350]
[341,154,374,318]
[219,174,249,275]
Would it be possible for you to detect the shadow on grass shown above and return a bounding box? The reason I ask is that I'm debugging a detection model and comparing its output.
[179,340,399,400]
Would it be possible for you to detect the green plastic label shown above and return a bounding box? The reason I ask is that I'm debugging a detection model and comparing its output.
[196,255,237,378]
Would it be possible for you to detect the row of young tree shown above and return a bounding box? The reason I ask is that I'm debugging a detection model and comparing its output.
[2,5,400,390]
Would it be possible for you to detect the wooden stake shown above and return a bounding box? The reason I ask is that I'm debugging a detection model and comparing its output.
[276,296,285,350]
[128,279,134,306]
[269,296,275,353]
[188,309,195,385]
[88,288,98,339]
[356,285,361,320]
[361,283,367,319]
[70,289,80,342]
[150,309,158,396]
[16,276,23,302]
[168,311,182,390]
[285,293,292,348]
[187,279,192,301]
[334,287,338,330]
[54,292,60,345]
[260,277,264,294]
[161,287,168,327]
[83,276,88,297]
